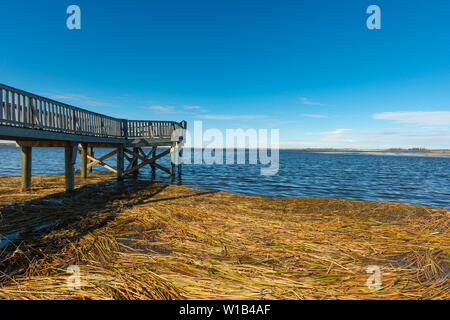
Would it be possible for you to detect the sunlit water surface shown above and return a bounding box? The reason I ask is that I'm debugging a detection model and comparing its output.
[0,147,448,208]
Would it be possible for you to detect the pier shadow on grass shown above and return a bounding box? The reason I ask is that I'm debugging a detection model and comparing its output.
[0,175,169,281]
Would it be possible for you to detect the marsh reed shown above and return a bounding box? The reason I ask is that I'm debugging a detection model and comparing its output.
[0,173,448,299]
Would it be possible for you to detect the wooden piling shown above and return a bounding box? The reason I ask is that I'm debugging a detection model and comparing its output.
[81,143,88,179]
[170,143,176,177]
[178,145,183,177]
[178,121,187,177]
[117,145,124,180]
[87,147,94,173]
[65,145,75,191]
[132,147,139,174]
[151,148,156,175]
[21,146,32,191]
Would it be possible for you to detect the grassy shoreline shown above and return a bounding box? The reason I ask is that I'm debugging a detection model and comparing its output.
[0,173,448,300]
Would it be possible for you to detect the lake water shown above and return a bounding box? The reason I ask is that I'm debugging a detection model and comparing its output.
[0,147,448,208]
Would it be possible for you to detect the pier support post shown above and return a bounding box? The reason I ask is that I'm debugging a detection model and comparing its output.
[178,121,187,177]
[117,145,124,180]
[81,143,88,179]
[65,145,76,192]
[132,147,139,174]
[151,148,156,176]
[170,143,176,177]
[178,144,183,177]
[21,146,32,191]
[87,147,94,173]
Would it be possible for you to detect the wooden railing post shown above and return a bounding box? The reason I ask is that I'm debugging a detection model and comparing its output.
[72,110,77,132]
[122,119,128,139]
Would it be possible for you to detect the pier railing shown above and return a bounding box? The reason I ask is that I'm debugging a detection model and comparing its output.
[126,120,182,139]
[0,84,184,140]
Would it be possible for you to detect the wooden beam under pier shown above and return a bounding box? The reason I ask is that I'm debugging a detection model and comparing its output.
[153,162,171,175]
[1,126,128,146]
[76,149,118,173]
[86,149,117,170]
[123,148,171,176]
[15,140,123,149]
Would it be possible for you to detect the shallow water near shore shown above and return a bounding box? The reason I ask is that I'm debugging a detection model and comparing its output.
[0,147,448,208]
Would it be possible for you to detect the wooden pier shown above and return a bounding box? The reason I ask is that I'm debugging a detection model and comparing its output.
[0,84,187,191]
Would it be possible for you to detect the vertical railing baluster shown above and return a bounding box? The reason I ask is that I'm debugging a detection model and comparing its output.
[16,94,21,125]
[11,92,16,123]
[50,102,54,129]
[37,99,42,128]
[0,88,3,123]
[5,90,10,121]
[21,95,26,125]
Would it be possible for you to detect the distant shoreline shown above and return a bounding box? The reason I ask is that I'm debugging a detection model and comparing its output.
[281,148,450,154]
[0,143,448,154]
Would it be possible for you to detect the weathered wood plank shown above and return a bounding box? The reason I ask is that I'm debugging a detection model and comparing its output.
[153,162,171,175]
[86,149,118,169]
[123,148,171,176]
[85,153,117,173]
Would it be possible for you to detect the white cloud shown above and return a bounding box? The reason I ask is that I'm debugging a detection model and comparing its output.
[319,128,352,135]
[300,97,325,106]
[292,128,450,149]
[51,94,112,107]
[200,114,266,120]
[184,105,201,110]
[373,111,450,125]
[301,113,328,118]
[149,105,174,113]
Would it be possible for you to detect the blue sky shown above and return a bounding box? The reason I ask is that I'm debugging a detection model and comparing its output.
[1,0,449,148]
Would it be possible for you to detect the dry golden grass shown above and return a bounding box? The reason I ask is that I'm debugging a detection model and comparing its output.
[0,173,448,300]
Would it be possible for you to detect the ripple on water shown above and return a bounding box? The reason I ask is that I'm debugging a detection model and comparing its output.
[0,148,449,208]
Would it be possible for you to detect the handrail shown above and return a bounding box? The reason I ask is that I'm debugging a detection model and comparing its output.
[0,84,185,140]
